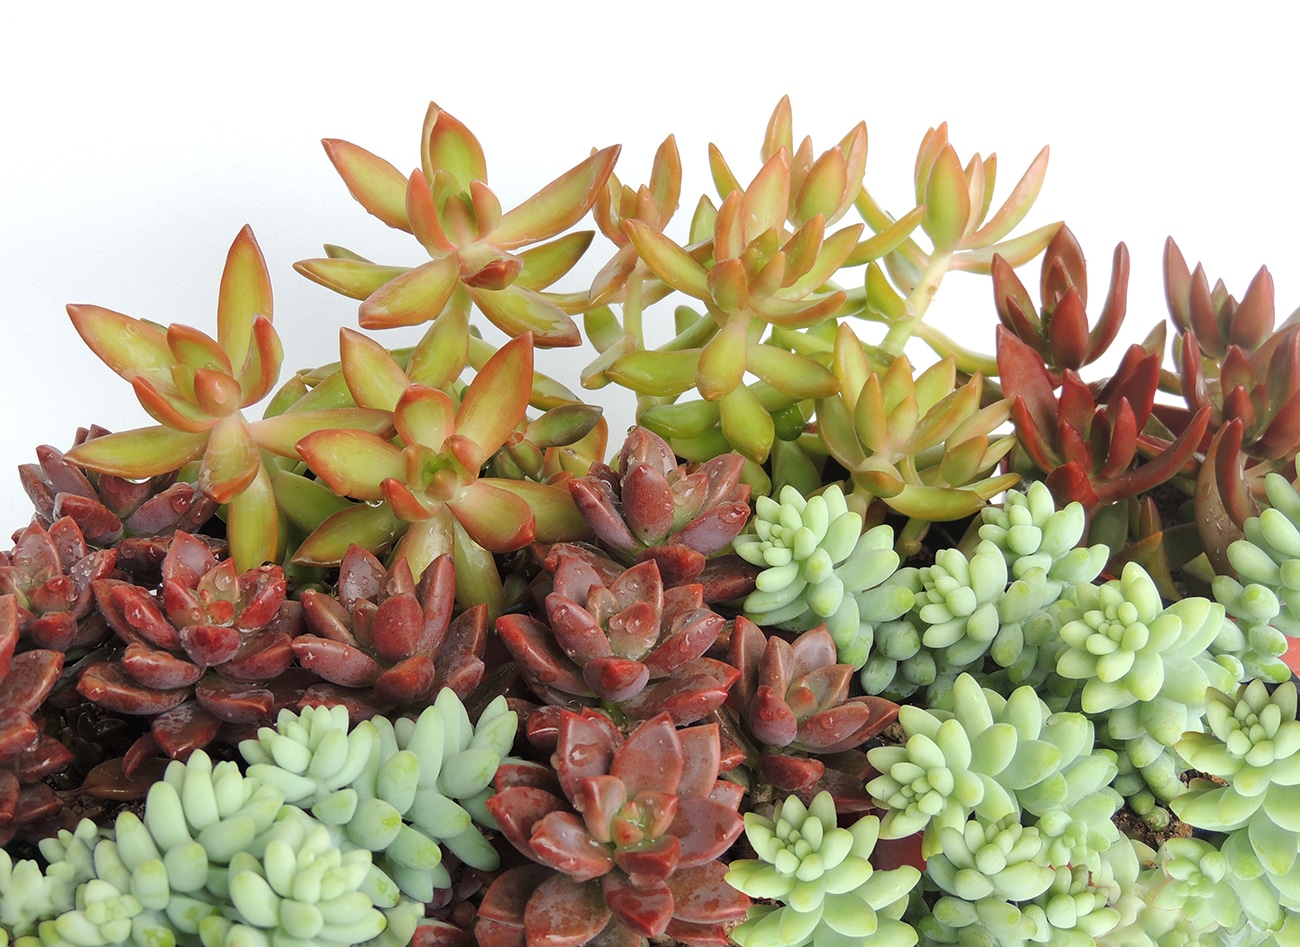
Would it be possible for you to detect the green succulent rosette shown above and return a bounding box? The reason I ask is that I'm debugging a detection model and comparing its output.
[734,483,912,667]
[978,481,1108,596]
[1227,472,1300,636]
[726,791,920,947]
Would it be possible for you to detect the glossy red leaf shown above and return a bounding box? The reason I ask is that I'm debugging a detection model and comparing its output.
[178,624,241,668]
[122,641,203,690]
[525,875,611,947]
[77,662,187,715]
[194,677,274,724]
[487,786,568,858]
[529,810,615,881]
[291,635,383,687]
[612,715,681,797]
[151,701,222,760]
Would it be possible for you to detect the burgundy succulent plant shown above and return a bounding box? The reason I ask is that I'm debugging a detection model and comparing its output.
[292,544,487,717]
[495,551,737,725]
[19,427,217,560]
[568,427,751,587]
[992,224,1129,374]
[1,517,117,653]
[998,329,1209,514]
[726,616,898,797]
[479,711,748,947]
[79,530,298,758]
[0,596,72,843]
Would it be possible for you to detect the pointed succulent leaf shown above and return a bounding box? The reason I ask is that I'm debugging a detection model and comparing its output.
[465,283,581,347]
[624,222,710,299]
[226,461,279,571]
[455,332,533,467]
[68,304,173,380]
[966,146,1050,249]
[216,226,273,377]
[422,103,488,193]
[297,429,404,501]
[450,480,535,552]
[248,408,394,458]
[198,415,260,504]
[490,146,620,249]
[64,426,210,478]
[323,138,412,231]
[358,256,460,329]
[293,257,410,300]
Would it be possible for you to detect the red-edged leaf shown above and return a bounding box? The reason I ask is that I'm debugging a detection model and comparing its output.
[1097,407,1211,505]
[291,635,383,686]
[407,169,455,255]
[465,284,580,348]
[455,333,533,465]
[224,460,279,571]
[448,480,535,552]
[133,376,214,433]
[359,256,459,329]
[198,415,260,504]
[612,714,681,796]
[65,427,209,479]
[68,304,172,380]
[216,226,273,378]
[293,257,409,300]
[248,408,394,459]
[297,430,402,501]
[1089,243,1130,362]
[323,138,412,231]
[291,502,407,568]
[666,861,750,924]
[530,811,615,881]
[422,104,488,193]
[491,146,620,249]
[394,385,456,451]
[236,315,284,407]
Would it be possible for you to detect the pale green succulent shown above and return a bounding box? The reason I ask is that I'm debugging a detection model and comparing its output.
[866,674,1095,857]
[1173,680,1300,913]
[978,482,1108,595]
[198,807,386,947]
[1211,575,1293,685]
[1034,791,1122,876]
[0,844,84,945]
[28,879,145,947]
[926,816,1054,904]
[1144,838,1243,935]
[240,704,378,806]
[734,483,913,666]
[289,689,516,904]
[726,792,920,947]
[1227,472,1300,636]
[900,541,1008,669]
[858,619,930,700]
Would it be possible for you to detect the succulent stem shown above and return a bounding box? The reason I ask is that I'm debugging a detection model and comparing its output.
[881,250,953,357]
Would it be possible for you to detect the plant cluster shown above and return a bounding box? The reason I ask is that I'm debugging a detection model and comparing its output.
[6,96,1300,947]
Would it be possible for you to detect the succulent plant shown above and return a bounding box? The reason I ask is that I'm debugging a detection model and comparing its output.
[293,330,587,616]
[77,530,298,760]
[245,689,514,905]
[62,227,394,571]
[734,484,912,668]
[567,426,751,586]
[999,330,1210,514]
[292,547,487,715]
[866,673,1098,857]
[992,224,1129,375]
[480,711,748,947]
[977,481,1109,597]
[495,551,736,724]
[1226,472,1300,635]
[816,329,1019,538]
[297,102,618,347]
[726,617,898,795]
[1173,680,1300,912]
[725,791,921,947]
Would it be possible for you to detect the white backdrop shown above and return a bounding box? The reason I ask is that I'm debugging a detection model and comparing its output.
[3,1,1297,529]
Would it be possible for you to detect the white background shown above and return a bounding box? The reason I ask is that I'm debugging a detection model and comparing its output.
[2,2,1297,529]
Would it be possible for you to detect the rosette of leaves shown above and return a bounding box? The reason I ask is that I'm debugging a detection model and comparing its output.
[1,517,117,653]
[0,823,97,946]
[245,689,515,905]
[62,227,394,571]
[197,806,388,947]
[919,814,1056,944]
[1142,837,1245,936]
[977,481,1109,598]
[1210,575,1292,684]
[1173,680,1300,914]
[866,673,1096,858]
[78,530,297,761]
[484,402,607,485]
[1055,561,1234,802]
[991,224,1129,374]
[733,483,912,668]
[815,328,1019,544]
[998,330,1210,515]
[495,551,735,725]
[567,426,752,586]
[725,791,921,947]
[854,120,1059,364]
[1226,471,1300,636]
[727,617,899,795]
[19,428,217,560]
[292,547,487,715]
[602,102,870,464]
[1161,238,1300,466]
[479,711,748,947]
[293,330,587,617]
[297,102,618,347]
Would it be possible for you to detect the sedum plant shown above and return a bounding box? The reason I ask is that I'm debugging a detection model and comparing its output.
[12,94,1300,947]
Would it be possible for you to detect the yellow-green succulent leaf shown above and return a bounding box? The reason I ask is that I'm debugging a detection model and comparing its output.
[490,146,620,249]
[293,257,409,300]
[64,425,210,478]
[965,146,1050,250]
[323,138,412,232]
[358,256,459,330]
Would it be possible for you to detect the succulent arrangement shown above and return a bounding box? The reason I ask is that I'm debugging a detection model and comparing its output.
[6,95,1300,947]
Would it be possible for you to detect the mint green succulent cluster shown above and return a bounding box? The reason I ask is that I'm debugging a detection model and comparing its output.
[240,690,515,904]
[734,483,913,666]
[859,485,1108,702]
[726,791,920,947]
[865,673,1116,859]
[1172,680,1300,933]
[1201,472,1300,689]
[1055,561,1234,807]
[0,751,390,947]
